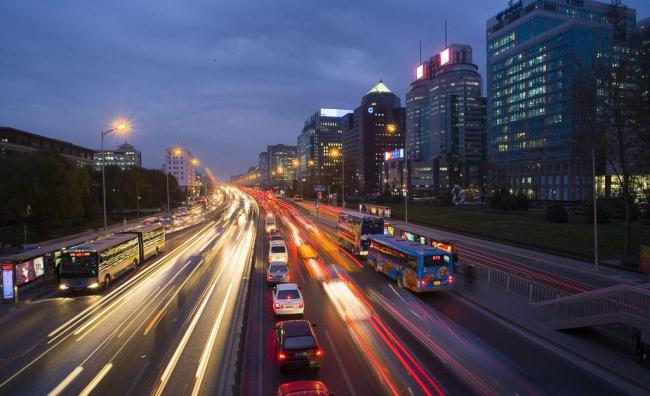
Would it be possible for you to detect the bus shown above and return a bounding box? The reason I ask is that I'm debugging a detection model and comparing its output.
[120,224,165,262]
[59,233,140,290]
[336,210,384,255]
[367,234,456,292]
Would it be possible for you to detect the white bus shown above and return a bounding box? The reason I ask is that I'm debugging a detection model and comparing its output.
[121,224,165,262]
[60,233,140,290]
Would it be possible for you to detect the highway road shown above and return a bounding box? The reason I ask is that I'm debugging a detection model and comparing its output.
[0,188,257,396]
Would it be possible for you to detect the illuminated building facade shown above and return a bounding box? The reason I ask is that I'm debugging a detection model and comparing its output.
[486,0,637,201]
[297,109,351,195]
[407,44,486,198]
[342,81,405,195]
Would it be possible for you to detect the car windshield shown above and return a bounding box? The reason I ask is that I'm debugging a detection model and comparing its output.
[270,265,288,273]
[271,246,286,254]
[283,335,316,349]
[277,290,300,299]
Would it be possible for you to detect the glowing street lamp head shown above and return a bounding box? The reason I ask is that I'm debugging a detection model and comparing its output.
[191,158,199,166]
[329,148,340,158]
[172,147,183,156]
[386,124,397,134]
[112,119,130,133]
[292,159,299,167]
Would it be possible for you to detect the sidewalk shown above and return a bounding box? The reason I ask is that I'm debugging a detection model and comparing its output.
[454,276,650,394]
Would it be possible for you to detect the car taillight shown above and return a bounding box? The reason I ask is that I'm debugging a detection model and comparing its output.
[286,275,290,280]
[315,348,322,357]
[274,303,280,309]
[267,275,272,280]
[298,301,304,308]
[278,352,286,361]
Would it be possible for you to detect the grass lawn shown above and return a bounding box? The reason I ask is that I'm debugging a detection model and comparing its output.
[383,202,650,262]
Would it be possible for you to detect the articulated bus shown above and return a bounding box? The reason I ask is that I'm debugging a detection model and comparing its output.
[368,234,456,292]
[336,210,384,255]
[120,224,166,261]
[60,233,140,290]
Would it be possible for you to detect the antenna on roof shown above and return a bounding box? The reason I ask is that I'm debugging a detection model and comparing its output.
[444,20,448,47]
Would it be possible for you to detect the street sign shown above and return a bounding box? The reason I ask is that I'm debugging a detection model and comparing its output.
[314,185,325,192]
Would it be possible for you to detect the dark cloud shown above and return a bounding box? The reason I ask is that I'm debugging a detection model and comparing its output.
[1,0,648,180]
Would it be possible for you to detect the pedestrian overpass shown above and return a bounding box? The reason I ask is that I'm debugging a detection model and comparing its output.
[534,283,650,343]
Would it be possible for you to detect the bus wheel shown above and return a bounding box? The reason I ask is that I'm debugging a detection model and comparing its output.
[397,274,405,288]
[104,275,111,289]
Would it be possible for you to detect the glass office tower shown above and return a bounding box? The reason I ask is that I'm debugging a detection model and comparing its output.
[486,0,636,201]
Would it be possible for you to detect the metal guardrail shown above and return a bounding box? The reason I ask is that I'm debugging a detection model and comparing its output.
[459,258,571,303]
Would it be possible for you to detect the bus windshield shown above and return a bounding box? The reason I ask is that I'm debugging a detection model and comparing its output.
[61,253,98,278]
[361,219,384,235]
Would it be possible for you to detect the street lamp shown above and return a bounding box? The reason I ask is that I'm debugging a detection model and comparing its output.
[329,147,344,207]
[101,119,129,230]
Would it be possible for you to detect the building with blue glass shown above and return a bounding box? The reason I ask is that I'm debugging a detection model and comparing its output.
[486,0,637,201]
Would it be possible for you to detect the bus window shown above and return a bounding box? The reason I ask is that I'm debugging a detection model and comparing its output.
[361,219,383,235]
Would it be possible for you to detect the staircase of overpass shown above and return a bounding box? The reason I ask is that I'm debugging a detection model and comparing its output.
[534,283,650,343]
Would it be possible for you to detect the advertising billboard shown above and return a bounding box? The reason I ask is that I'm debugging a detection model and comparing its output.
[2,265,14,299]
[440,48,450,65]
[15,261,36,285]
[33,256,45,277]
[384,148,405,161]
[416,64,424,80]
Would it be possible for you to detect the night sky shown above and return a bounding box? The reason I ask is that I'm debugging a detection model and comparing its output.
[1,0,648,181]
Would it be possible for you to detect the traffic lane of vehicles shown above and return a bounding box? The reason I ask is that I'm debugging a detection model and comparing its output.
[0,218,222,372]
[241,209,384,396]
[0,203,247,395]
[275,206,462,396]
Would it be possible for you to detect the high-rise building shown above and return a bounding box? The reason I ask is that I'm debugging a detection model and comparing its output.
[297,108,351,195]
[266,144,297,193]
[486,0,637,201]
[259,151,270,187]
[94,142,142,170]
[342,81,405,195]
[163,147,199,192]
[406,44,486,198]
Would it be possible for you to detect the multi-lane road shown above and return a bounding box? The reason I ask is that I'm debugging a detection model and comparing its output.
[0,187,644,395]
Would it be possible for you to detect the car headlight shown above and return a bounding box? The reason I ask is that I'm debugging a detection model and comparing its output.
[59,284,69,290]
[87,282,100,289]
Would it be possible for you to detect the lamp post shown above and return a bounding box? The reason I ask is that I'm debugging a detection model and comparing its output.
[330,148,344,208]
[101,120,129,230]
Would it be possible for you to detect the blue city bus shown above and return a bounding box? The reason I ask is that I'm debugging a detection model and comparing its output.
[368,234,456,292]
[336,210,384,255]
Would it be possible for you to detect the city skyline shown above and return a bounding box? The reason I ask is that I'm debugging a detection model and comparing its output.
[3,0,648,180]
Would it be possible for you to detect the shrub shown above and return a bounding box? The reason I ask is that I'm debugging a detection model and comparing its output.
[488,188,529,211]
[586,199,612,224]
[546,204,568,223]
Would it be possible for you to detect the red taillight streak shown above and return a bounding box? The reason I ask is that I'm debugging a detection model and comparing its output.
[371,315,444,396]
[345,316,400,396]
[367,317,435,396]
[459,248,585,293]
[337,245,364,269]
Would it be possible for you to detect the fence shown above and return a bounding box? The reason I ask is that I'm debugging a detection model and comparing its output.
[459,258,571,303]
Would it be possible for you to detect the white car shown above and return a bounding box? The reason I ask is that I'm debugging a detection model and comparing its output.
[265,217,277,233]
[272,283,304,315]
[269,240,288,263]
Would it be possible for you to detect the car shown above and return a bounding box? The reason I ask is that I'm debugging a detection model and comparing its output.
[269,232,284,243]
[267,262,290,284]
[265,217,277,233]
[272,283,304,315]
[276,381,332,396]
[269,240,288,263]
[273,320,322,369]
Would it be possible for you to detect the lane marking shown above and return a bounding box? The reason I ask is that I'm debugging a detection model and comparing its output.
[79,363,112,396]
[324,329,358,396]
[47,366,83,396]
